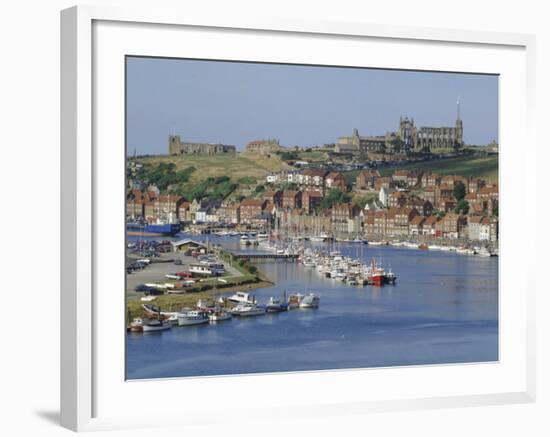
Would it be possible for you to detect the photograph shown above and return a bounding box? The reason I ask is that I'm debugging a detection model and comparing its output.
[124,56,499,380]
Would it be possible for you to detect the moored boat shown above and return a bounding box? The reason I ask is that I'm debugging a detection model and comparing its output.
[142,318,171,332]
[287,293,304,309]
[227,291,256,304]
[177,310,210,326]
[299,293,320,309]
[208,308,232,322]
[231,303,266,317]
[266,297,289,313]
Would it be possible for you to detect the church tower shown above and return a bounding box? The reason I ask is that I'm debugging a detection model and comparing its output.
[455,98,464,147]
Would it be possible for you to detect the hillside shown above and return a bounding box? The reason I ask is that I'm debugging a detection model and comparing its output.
[136,152,289,182]
[378,154,499,183]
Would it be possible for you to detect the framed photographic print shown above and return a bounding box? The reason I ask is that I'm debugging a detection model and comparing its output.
[61,5,536,432]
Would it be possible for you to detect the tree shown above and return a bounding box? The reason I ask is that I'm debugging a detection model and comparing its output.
[255,184,265,193]
[453,181,466,201]
[319,188,351,210]
[492,204,499,217]
[454,199,469,214]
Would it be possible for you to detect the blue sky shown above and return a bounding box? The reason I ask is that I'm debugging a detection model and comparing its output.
[126,57,498,154]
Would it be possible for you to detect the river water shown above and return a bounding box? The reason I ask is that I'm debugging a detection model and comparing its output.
[126,235,498,379]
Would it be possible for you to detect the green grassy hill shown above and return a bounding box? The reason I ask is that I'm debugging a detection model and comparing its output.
[136,152,289,182]
[378,154,499,183]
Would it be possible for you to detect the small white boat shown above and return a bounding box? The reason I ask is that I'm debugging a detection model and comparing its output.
[228,291,255,304]
[129,317,147,332]
[140,295,156,302]
[287,293,304,309]
[177,310,210,326]
[478,247,492,257]
[209,308,232,322]
[231,303,266,317]
[299,293,320,309]
[142,319,171,332]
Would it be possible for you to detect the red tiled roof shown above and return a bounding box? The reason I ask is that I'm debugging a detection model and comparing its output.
[240,199,265,207]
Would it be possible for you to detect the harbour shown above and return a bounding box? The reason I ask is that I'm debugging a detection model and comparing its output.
[126,233,498,379]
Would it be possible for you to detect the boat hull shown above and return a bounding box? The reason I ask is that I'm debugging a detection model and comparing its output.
[178,317,209,326]
[142,324,171,332]
[127,222,181,236]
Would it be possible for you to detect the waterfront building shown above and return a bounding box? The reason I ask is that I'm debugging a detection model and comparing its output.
[439,213,467,239]
[373,210,388,236]
[479,216,498,242]
[281,190,302,210]
[126,189,149,219]
[168,135,236,155]
[177,201,192,222]
[189,199,201,223]
[468,215,484,240]
[386,207,419,236]
[409,215,426,236]
[301,190,324,213]
[421,215,439,236]
[331,203,360,235]
[239,199,267,224]
[171,238,208,253]
[217,202,241,224]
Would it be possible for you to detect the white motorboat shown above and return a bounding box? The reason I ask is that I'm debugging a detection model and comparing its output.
[227,291,255,304]
[230,303,266,317]
[299,293,320,309]
[287,293,304,309]
[209,308,232,322]
[177,310,210,326]
[142,319,171,332]
[477,247,492,257]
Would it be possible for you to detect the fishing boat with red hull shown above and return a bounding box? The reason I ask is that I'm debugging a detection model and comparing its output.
[365,258,397,286]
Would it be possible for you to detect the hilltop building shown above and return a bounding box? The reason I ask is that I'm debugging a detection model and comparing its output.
[336,101,464,155]
[168,135,236,155]
[245,139,284,155]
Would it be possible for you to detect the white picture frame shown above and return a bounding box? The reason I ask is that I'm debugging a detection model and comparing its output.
[60,5,536,432]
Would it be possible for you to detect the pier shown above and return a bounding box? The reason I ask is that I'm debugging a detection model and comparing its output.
[231,253,298,262]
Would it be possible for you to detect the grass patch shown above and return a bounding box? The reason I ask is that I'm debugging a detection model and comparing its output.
[378,154,498,182]
[137,153,289,183]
